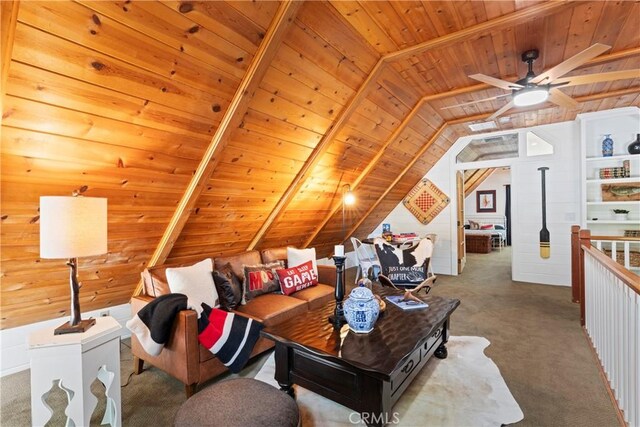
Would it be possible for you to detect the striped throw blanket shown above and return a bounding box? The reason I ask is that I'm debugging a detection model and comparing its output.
[127,294,263,373]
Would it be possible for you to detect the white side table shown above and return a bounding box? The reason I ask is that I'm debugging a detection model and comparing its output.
[28,316,122,427]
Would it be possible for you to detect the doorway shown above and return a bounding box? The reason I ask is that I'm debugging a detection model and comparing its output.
[457,167,512,275]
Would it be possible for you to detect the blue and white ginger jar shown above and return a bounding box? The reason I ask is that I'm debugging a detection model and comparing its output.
[343,287,380,334]
[602,134,614,157]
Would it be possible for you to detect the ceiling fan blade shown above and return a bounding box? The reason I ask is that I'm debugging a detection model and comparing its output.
[531,43,611,84]
[440,93,511,110]
[548,88,579,109]
[488,100,515,120]
[469,74,523,90]
[554,69,640,87]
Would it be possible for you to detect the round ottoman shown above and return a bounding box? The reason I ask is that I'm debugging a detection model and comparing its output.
[174,378,299,427]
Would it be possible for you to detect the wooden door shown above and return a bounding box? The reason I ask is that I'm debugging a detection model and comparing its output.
[457,171,466,273]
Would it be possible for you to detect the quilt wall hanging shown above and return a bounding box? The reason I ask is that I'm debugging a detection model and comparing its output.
[403,179,450,224]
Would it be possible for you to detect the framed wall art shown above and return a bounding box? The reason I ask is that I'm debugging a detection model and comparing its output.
[476,190,496,213]
[403,179,450,224]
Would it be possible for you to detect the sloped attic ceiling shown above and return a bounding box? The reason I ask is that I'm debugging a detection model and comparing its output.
[1,1,638,328]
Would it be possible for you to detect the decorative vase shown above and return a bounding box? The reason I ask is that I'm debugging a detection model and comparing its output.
[628,134,640,155]
[602,134,614,157]
[614,213,628,221]
[343,287,380,334]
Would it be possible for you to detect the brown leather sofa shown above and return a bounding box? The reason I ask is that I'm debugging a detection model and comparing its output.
[131,247,336,397]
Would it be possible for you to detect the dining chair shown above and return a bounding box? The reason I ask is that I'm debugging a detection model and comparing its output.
[373,237,434,285]
[350,237,381,284]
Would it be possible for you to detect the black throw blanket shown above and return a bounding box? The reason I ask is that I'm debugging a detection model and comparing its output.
[127,294,263,373]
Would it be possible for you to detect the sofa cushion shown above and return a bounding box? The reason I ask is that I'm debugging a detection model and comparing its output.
[166,259,219,310]
[142,260,193,297]
[234,294,307,327]
[212,264,242,310]
[243,262,284,302]
[288,247,318,276]
[260,247,288,266]
[276,261,317,296]
[214,251,261,281]
[289,283,334,310]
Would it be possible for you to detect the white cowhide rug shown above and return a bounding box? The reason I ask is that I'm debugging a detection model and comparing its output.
[254,336,524,426]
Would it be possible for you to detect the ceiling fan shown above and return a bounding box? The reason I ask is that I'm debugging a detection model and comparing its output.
[443,43,639,120]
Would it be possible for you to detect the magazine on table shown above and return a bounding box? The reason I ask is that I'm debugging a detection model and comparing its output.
[385,295,428,310]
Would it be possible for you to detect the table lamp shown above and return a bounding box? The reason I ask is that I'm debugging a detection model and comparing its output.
[40,196,107,335]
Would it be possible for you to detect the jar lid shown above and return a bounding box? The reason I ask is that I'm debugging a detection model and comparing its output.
[349,286,374,300]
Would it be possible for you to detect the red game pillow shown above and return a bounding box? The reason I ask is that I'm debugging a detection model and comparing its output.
[276,260,318,296]
[480,224,494,230]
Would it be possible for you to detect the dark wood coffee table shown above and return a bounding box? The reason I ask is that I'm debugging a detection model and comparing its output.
[261,287,460,426]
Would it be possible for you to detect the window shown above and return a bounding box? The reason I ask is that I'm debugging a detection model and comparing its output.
[456,133,518,163]
[526,132,554,156]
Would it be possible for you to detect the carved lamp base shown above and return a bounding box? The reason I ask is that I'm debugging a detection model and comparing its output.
[54,318,96,335]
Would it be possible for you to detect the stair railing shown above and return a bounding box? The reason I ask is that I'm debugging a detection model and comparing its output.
[571,225,639,426]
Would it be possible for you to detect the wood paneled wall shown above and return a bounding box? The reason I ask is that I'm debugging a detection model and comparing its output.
[1,1,272,328]
[1,1,638,328]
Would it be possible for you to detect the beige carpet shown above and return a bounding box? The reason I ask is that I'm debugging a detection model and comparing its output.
[0,247,620,426]
[254,336,524,427]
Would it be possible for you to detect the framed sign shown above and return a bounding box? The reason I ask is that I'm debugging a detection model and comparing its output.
[476,190,496,213]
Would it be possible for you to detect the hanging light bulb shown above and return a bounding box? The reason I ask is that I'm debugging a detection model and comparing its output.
[343,188,355,205]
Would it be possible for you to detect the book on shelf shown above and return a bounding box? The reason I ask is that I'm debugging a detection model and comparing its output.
[385,295,428,310]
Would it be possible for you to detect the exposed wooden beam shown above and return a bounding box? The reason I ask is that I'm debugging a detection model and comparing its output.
[449,87,640,126]
[384,2,573,63]
[303,97,430,247]
[576,86,640,103]
[344,125,448,241]
[423,47,640,105]
[0,1,19,111]
[248,1,580,250]
[246,55,386,250]
[464,168,496,197]
[135,0,302,295]
[584,46,640,66]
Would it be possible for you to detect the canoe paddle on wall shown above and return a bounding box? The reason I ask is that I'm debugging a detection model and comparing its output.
[538,167,550,259]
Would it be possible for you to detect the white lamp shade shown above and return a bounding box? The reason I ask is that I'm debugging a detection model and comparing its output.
[40,196,108,259]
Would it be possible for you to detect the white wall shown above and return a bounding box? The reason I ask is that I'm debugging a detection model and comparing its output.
[372,118,582,287]
[509,122,580,285]
[368,150,457,275]
[1,304,131,377]
[464,168,511,220]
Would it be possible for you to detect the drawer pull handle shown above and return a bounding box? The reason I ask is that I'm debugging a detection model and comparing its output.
[401,360,414,374]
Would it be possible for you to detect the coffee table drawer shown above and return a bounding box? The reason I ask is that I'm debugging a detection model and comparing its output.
[390,345,422,394]
[292,350,358,396]
[422,326,443,358]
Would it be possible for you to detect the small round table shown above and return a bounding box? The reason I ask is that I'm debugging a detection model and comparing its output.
[174,378,299,427]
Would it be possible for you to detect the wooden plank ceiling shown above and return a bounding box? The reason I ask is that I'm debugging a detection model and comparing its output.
[1,1,639,328]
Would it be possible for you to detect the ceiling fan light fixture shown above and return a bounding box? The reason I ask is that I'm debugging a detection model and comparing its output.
[513,87,549,107]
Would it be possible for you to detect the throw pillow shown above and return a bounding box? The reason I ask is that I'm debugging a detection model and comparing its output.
[480,224,494,230]
[469,220,480,230]
[287,247,318,276]
[212,263,242,310]
[242,261,284,302]
[494,224,505,230]
[276,260,318,296]
[166,259,219,310]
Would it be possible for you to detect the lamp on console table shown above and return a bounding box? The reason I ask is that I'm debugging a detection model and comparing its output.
[40,195,108,335]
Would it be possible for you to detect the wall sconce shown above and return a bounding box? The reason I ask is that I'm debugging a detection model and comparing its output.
[40,195,108,335]
[342,184,355,242]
